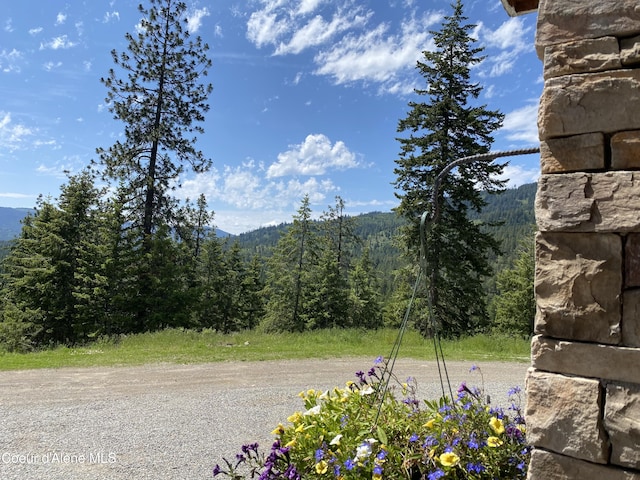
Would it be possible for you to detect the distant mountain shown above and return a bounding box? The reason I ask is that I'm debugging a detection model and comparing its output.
[0,207,35,241]
[234,183,538,296]
[0,207,232,241]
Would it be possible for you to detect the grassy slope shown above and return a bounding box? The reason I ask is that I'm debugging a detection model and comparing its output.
[0,329,530,371]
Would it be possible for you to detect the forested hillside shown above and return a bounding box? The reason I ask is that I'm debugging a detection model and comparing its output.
[235,182,536,295]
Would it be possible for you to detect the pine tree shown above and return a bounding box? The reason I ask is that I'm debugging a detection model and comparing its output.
[96,0,213,330]
[348,247,383,329]
[97,0,213,238]
[491,236,535,337]
[261,196,318,332]
[393,0,505,337]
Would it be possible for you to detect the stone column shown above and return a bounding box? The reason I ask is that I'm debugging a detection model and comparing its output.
[507,0,640,478]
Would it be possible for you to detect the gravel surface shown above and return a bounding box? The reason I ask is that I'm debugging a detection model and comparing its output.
[0,358,528,480]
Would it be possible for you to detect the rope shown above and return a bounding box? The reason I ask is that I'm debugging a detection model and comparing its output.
[372,146,540,422]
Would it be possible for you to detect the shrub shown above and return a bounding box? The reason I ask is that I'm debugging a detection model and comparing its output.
[213,359,529,479]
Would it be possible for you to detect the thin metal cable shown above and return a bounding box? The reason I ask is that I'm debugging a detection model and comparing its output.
[372,146,540,421]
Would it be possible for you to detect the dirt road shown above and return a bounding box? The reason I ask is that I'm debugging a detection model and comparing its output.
[0,358,528,479]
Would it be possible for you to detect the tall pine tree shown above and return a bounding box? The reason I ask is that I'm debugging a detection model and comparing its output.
[96,0,213,330]
[393,0,505,337]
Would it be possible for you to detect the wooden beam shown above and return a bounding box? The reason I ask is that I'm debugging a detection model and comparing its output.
[500,0,539,16]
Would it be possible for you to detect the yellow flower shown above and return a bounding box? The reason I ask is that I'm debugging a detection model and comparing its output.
[428,448,436,459]
[295,424,305,433]
[439,452,460,467]
[315,460,328,474]
[285,439,296,448]
[271,424,285,435]
[489,417,505,435]
[424,418,436,429]
[287,412,302,423]
[487,436,504,447]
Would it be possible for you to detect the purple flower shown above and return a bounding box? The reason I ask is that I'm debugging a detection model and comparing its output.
[344,458,355,471]
[355,370,366,383]
[428,469,445,480]
[508,386,521,397]
[374,355,384,364]
[423,435,438,448]
[470,364,479,372]
[409,433,419,443]
[466,462,486,473]
[213,464,222,476]
[315,448,324,461]
[373,465,383,475]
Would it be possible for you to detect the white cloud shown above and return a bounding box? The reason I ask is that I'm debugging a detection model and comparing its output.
[313,13,441,94]
[4,18,14,33]
[103,11,120,23]
[266,134,359,178]
[246,6,290,48]
[0,192,33,200]
[186,7,210,33]
[498,164,540,188]
[40,35,77,50]
[29,27,43,35]
[55,12,67,26]
[0,112,33,152]
[501,103,539,144]
[178,158,339,231]
[477,17,533,77]
[43,61,63,71]
[245,2,440,95]
[0,48,23,73]
[298,0,325,15]
[275,10,370,55]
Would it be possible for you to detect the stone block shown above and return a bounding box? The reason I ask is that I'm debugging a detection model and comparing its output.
[621,35,640,66]
[527,449,640,480]
[539,70,640,140]
[531,335,640,384]
[544,37,621,79]
[525,369,609,463]
[612,131,640,169]
[540,133,605,173]
[536,172,640,233]
[535,232,621,344]
[623,290,640,347]
[626,234,640,288]
[536,0,640,59]
[605,383,640,469]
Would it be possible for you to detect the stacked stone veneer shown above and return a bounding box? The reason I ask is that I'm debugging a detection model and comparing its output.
[525,0,640,478]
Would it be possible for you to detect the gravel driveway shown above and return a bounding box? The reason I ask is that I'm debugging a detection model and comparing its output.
[0,358,528,480]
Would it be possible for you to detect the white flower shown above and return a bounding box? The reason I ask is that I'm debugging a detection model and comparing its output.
[303,405,321,416]
[330,434,343,446]
[355,443,371,460]
[360,386,375,396]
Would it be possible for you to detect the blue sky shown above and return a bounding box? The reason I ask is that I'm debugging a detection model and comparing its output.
[0,0,542,234]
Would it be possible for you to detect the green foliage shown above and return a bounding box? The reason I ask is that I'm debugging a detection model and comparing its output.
[97,0,212,237]
[214,361,529,479]
[491,237,535,337]
[393,0,505,338]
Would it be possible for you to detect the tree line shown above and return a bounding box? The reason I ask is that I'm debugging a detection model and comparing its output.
[0,0,536,351]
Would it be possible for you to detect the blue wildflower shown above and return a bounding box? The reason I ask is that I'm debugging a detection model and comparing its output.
[344,458,355,471]
[428,469,445,480]
[409,433,419,443]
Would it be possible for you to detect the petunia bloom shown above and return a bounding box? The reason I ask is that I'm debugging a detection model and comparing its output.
[489,417,505,435]
[439,452,460,467]
[487,436,504,447]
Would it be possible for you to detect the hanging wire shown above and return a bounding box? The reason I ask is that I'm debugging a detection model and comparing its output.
[372,146,540,425]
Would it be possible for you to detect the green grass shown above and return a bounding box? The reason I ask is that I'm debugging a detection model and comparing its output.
[0,328,531,371]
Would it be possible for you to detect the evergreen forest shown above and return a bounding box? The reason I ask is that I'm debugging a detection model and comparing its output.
[0,183,536,352]
[0,0,537,352]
